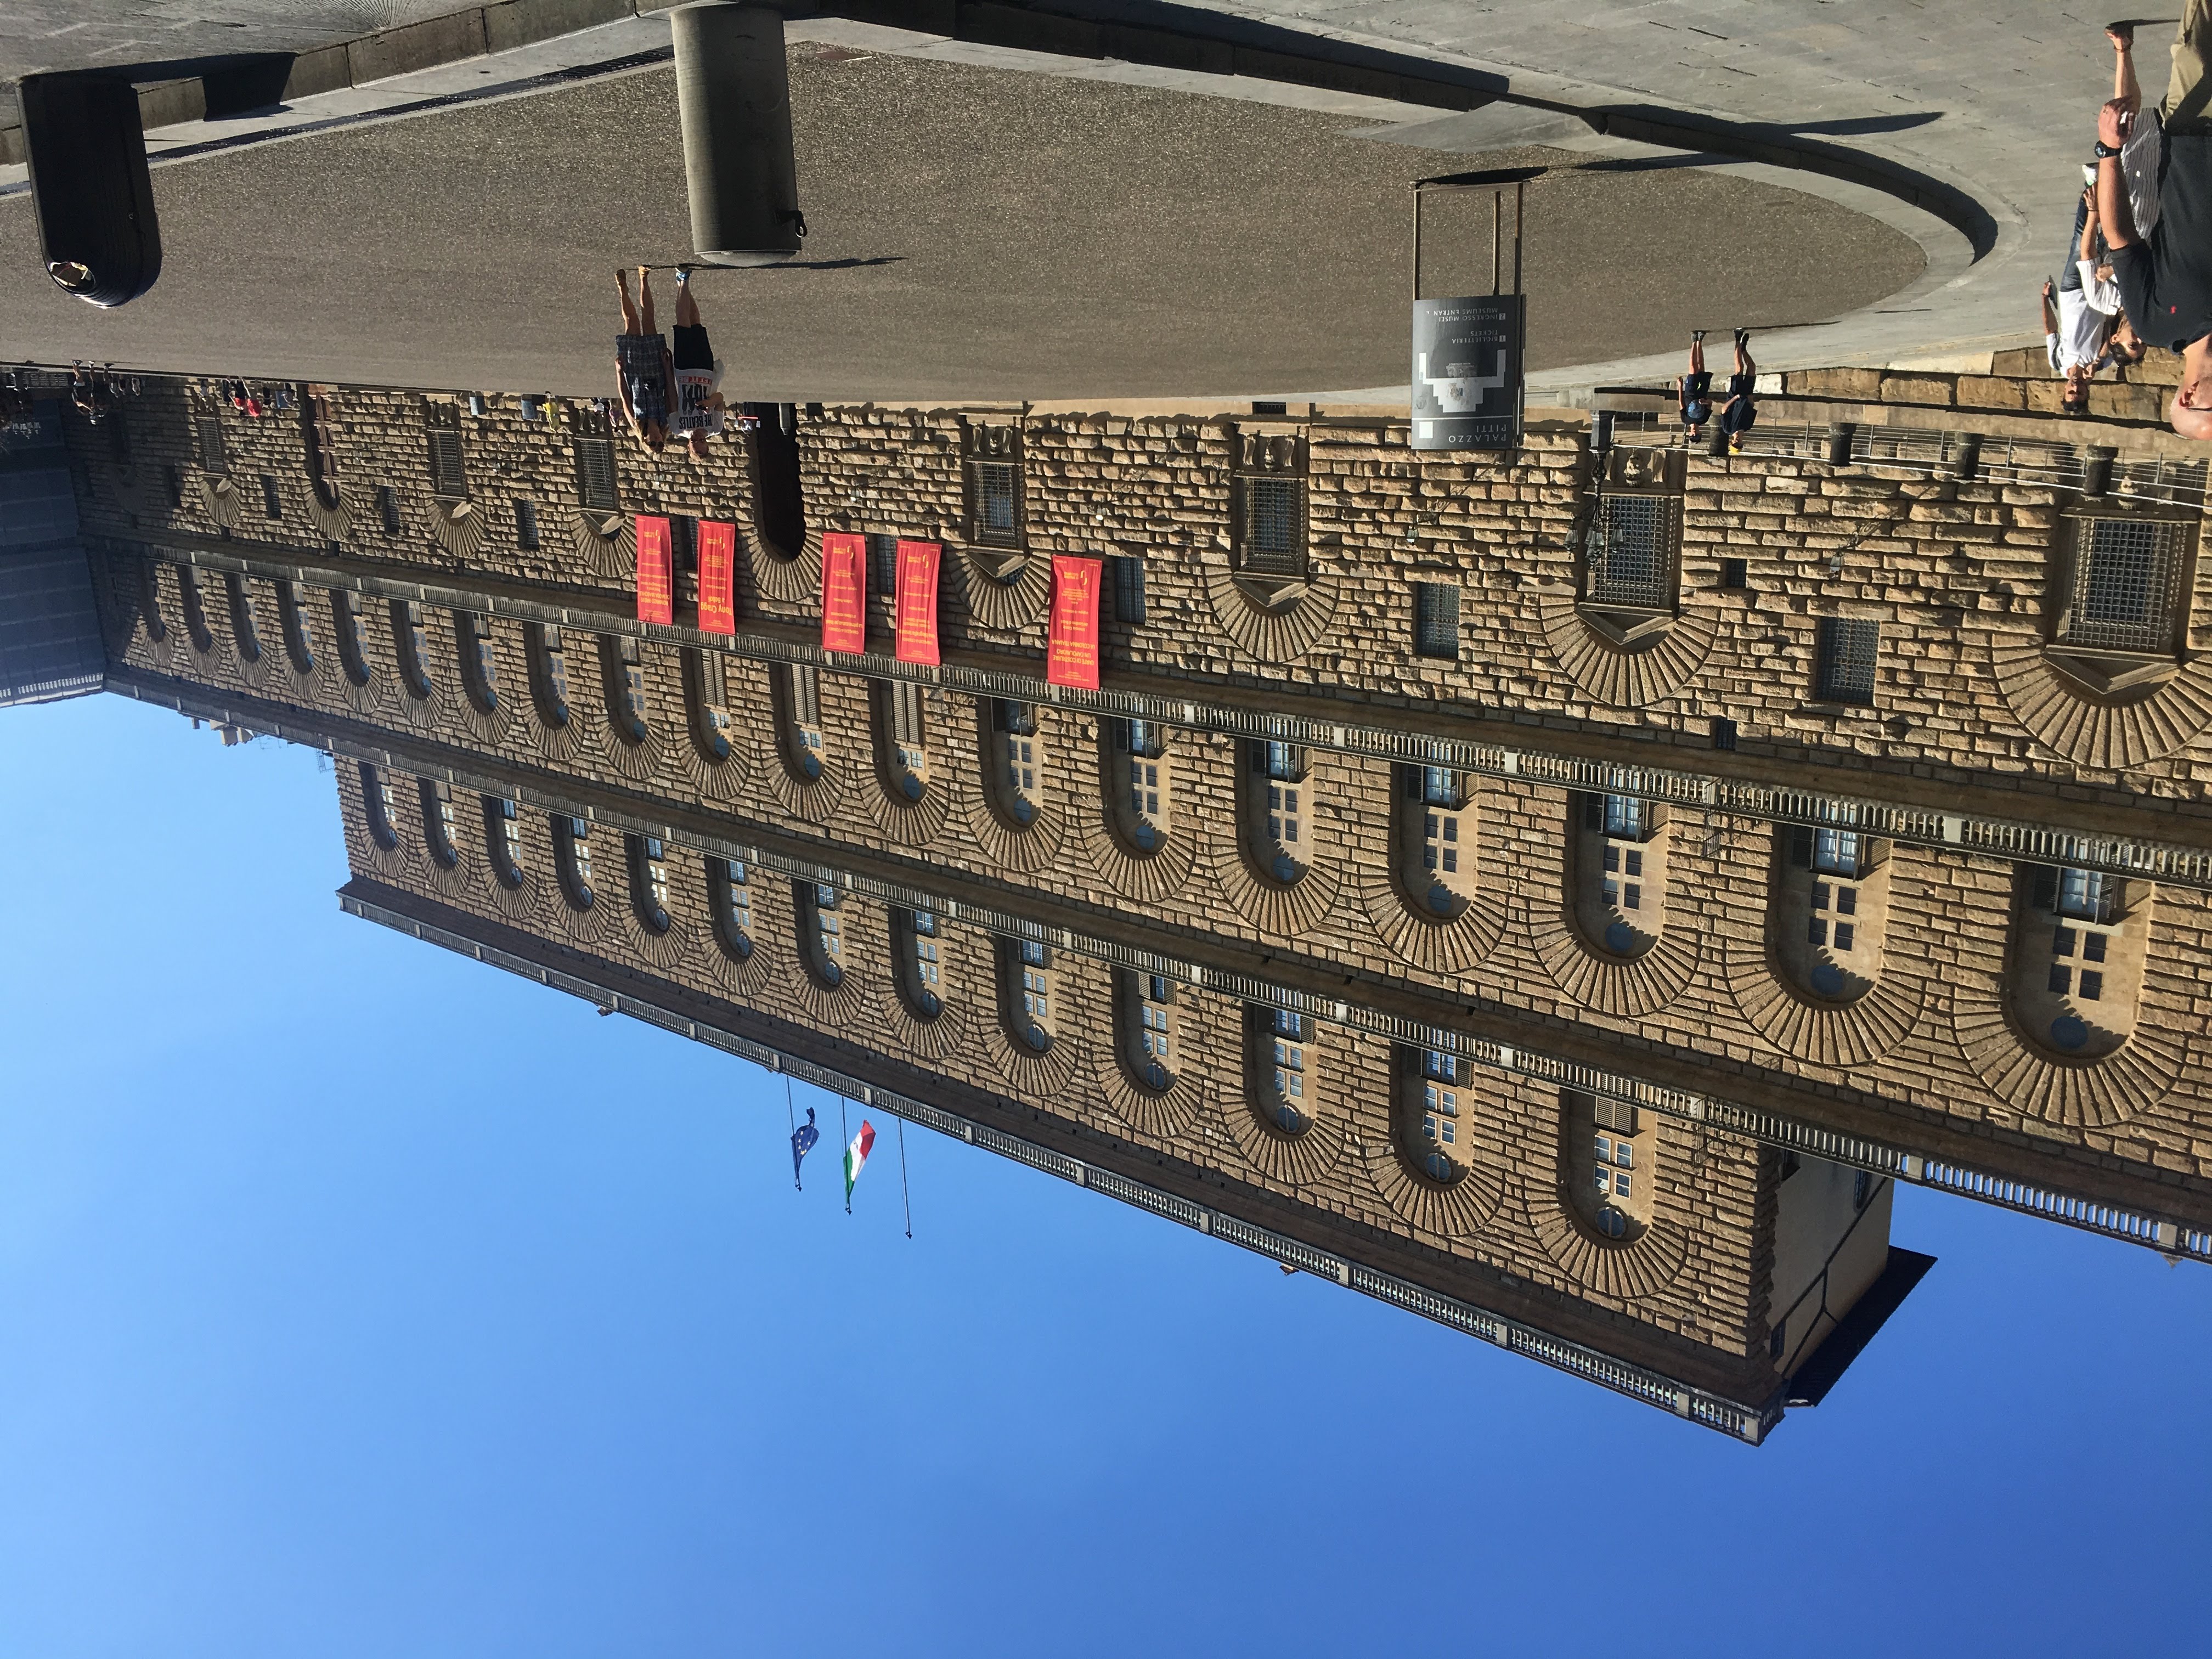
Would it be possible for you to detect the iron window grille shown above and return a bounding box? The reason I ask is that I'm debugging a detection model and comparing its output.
[970,460,1022,548]
[195,414,228,474]
[1412,582,1460,660]
[2062,517,2191,656]
[515,499,540,550]
[1238,475,1306,577]
[376,485,402,534]
[1814,617,1880,705]
[1109,555,1147,624]
[868,534,900,601]
[424,404,468,501]
[259,475,282,520]
[574,435,619,514]
[1585,493,1680,611]
[303,392,340,509]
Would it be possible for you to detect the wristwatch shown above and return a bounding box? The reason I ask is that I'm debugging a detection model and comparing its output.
[2094,140,2123,158]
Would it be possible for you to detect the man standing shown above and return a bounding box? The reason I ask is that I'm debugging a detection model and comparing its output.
[666,267,729,460]
[1718,329,1759,453]
[1678,330,1713,441]
[2098,8,2212,439]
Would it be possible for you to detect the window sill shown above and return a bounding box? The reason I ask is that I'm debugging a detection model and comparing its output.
[1575,602,1675,646]
[1231,571,1311,610]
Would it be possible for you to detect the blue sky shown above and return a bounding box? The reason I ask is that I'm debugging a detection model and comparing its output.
[2,692,2206,1658]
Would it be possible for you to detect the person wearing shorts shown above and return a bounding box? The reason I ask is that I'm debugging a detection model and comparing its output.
[1678,330,1713,439]
[614,266,672,453]
[667,268,728,460]
[1718,329,1758,452]
[2099,9,2212,439]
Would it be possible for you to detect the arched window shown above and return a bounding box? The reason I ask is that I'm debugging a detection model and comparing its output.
[178,567,214,652]
[420,780,459,868]
[1564,1090,1653,1242]
[1398,1046,1467,1183]
[1119,970,1177,1090]
[137,561,168,642]
[893,907,944,1019]
[1776,827,1891,1002]
[554,815,595,910]
[391,600,433,699]
[627,834,672,932]
[799,882,844,987]
[774,663,824,780]
[602,635,650,742]
[749,403,807,560]
[225,573,261,663]
[528,623,571,727]
[457,612,499,714]
[874,680,930,801]
[1241,741,1307,883]
[1247,1003,1313,1136]
[1572,792,1668,958]
[2008,864,2147,1058]
[276,580,314,673]
[483,795,524,887]
[1398,765,1475,917]
[331,590,371,687]
[687,648,735,760]
[1110,719,1171,852]
[989,700,1042,825]
[1002,938,1054,1052]
[709,857,754,960]
[359,763,399,851]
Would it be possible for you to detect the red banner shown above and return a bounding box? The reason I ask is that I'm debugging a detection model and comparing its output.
[697,518,737,634]
[821,532,867,654]
[635,515,673,625]
[895,539,942,666]
[1047,555,1102,690]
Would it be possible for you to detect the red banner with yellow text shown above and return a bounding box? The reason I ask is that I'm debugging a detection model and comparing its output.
[635,515,673,625]
[821,532,867,654]
[894,539,942,666]
[1046,555,1102,690]
[697,519,737,634]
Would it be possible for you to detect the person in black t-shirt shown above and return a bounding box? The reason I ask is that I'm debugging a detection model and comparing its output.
[1718,329,1759,452]
[1678,330,1713,439]
[2098,4,2212,439]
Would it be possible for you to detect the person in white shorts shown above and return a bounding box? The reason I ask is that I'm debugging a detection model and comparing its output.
[667,268,729,461]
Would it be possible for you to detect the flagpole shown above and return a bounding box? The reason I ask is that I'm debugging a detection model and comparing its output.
[898,1115,913,1240]
[840,1090,850,1215]
[784,1074,798,1190]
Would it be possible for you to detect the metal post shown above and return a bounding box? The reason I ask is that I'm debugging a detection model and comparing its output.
[1490,190,1502,297]
[1513,179,1525,296]
[1412,184,1423,303]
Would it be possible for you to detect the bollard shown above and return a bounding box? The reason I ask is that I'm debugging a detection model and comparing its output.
[21,73,162,307]
[2082,444,2117,498]
[672,3,805,266]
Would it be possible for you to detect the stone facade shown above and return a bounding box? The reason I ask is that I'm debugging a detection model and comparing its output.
[50,370,2212,1434]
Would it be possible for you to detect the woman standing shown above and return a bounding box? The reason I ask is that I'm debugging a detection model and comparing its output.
[614,266,672,453]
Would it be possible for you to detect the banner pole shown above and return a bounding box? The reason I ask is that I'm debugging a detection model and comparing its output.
[785,1074,798,1189]
[898,1116,913,1240]
[840,1090,851,1215]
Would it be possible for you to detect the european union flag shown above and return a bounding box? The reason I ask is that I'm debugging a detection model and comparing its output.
[791,1105,819,1188]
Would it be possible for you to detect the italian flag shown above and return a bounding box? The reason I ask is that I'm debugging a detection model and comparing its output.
[844,1119,876,1206]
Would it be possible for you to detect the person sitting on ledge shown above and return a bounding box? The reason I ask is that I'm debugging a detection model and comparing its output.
[2097,10,2212,439]
[1677,330,1713,441]
[614,266,672,454]
[1719,329,1759,453]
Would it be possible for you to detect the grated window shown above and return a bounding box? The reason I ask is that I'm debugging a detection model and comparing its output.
[574,436,619,513]
[1588,494,1679,610]
[2066,517,2187,654]
[1242,476,1304,574]
[1412,582,1460,659]
[1814,617,1880,705]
